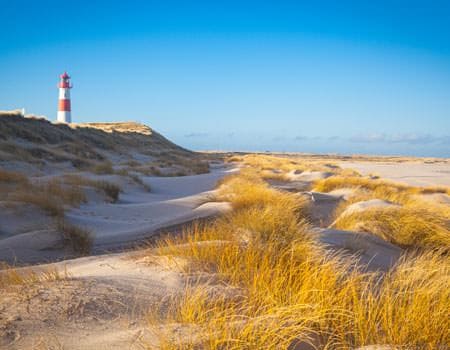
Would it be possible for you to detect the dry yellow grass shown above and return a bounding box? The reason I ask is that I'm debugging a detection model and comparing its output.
[216,169,307,212]
[333,204,450,250]
[57,219,93,255]
[2,171,126,222]
[2,180,93,253]
[353,251,450,347]
[9,178,87,217]
[149,170,450,349]
[0,170,93,216]
[42,178,87,206]
[122,157,209,177]
[313,174,450,250]
[0,262,68,290]
[128,173,151,191]
[0,168,29,184]
[63,174,121,202]
[314,175,450,203]
[0,113,199,172]
[152,251,449,349]
[227,154,358,181]
[1,173,99,254]
[75,121,153,135]
[228,154,328,172]
[92,161,114,174]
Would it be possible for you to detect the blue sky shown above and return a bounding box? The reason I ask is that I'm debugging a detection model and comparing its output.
[1,1,450,157]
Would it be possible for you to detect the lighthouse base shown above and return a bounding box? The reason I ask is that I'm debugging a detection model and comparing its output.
[57,111,71,123]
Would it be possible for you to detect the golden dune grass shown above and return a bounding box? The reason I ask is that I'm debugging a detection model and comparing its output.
[150,170,450,349]
[227,154,327,172]
[1,170,88,216]
[227,154,358,181]
[313,174,450,250]
[333,205,450,250]
[0,168,29,184]
[0,262,68,290]
[5,174,121,217]
[1,172,95,253]
[92,161,114,174]
[57,219,93,255]
[10,178,87,217]
[63,174,122,202]
[216,168,308,212]
[314,175,450,202]
[153,251,449,349]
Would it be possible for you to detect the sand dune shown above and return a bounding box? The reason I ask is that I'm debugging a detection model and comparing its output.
[0,166,236,264]
[67,167,236,251]
[1,252,186,349]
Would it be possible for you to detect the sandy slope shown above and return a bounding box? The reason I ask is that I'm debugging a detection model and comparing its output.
[314,228,403,271]
[0,166,236,264]
[339,161,450,187]
[1,252,187,349]
[68,166,236,251]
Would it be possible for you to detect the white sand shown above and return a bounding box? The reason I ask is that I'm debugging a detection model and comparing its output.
[1,252,187,349]
[71,167,236,250]
[286,170,332,182]
[339,161,450,187]
[314,228,403,271]
[338,199,400,216]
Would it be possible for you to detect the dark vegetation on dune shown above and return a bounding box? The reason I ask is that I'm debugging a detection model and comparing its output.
[0,112,209,175]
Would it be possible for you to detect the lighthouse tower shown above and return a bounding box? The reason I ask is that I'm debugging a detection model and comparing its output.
[57,72,72,123]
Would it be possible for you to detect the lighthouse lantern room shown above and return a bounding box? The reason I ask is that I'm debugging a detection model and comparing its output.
[57,72,72,123]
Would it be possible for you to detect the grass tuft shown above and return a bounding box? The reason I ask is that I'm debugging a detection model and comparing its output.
[12,191,65,217]
[10,178,87,217]
[57,220,93,255]
[0,262,68,290]
[96,180,121,202]
[62,174,121,202]
[0,168,29,184]
[333,205,450,250]
[313,175,450,203]
[128,173,151,191]
[92,161,114,174]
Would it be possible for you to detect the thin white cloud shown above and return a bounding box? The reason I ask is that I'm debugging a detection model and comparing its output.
[349,133,447,145]
[349,133,387,143]
[184,132,209,138]
[328,136,340,141]
[293,135,324,141]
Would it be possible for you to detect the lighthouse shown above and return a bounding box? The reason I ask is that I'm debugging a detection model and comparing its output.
[57,72,72,123]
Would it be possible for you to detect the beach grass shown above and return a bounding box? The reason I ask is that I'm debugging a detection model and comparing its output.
[57,219,93,255]
[0,262,68,290]
[149,167,450,349]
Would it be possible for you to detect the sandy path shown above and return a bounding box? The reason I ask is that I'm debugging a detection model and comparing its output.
[339,161,450,187]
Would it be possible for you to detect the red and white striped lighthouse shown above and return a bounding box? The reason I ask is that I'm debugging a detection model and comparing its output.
[57,72,72,123]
